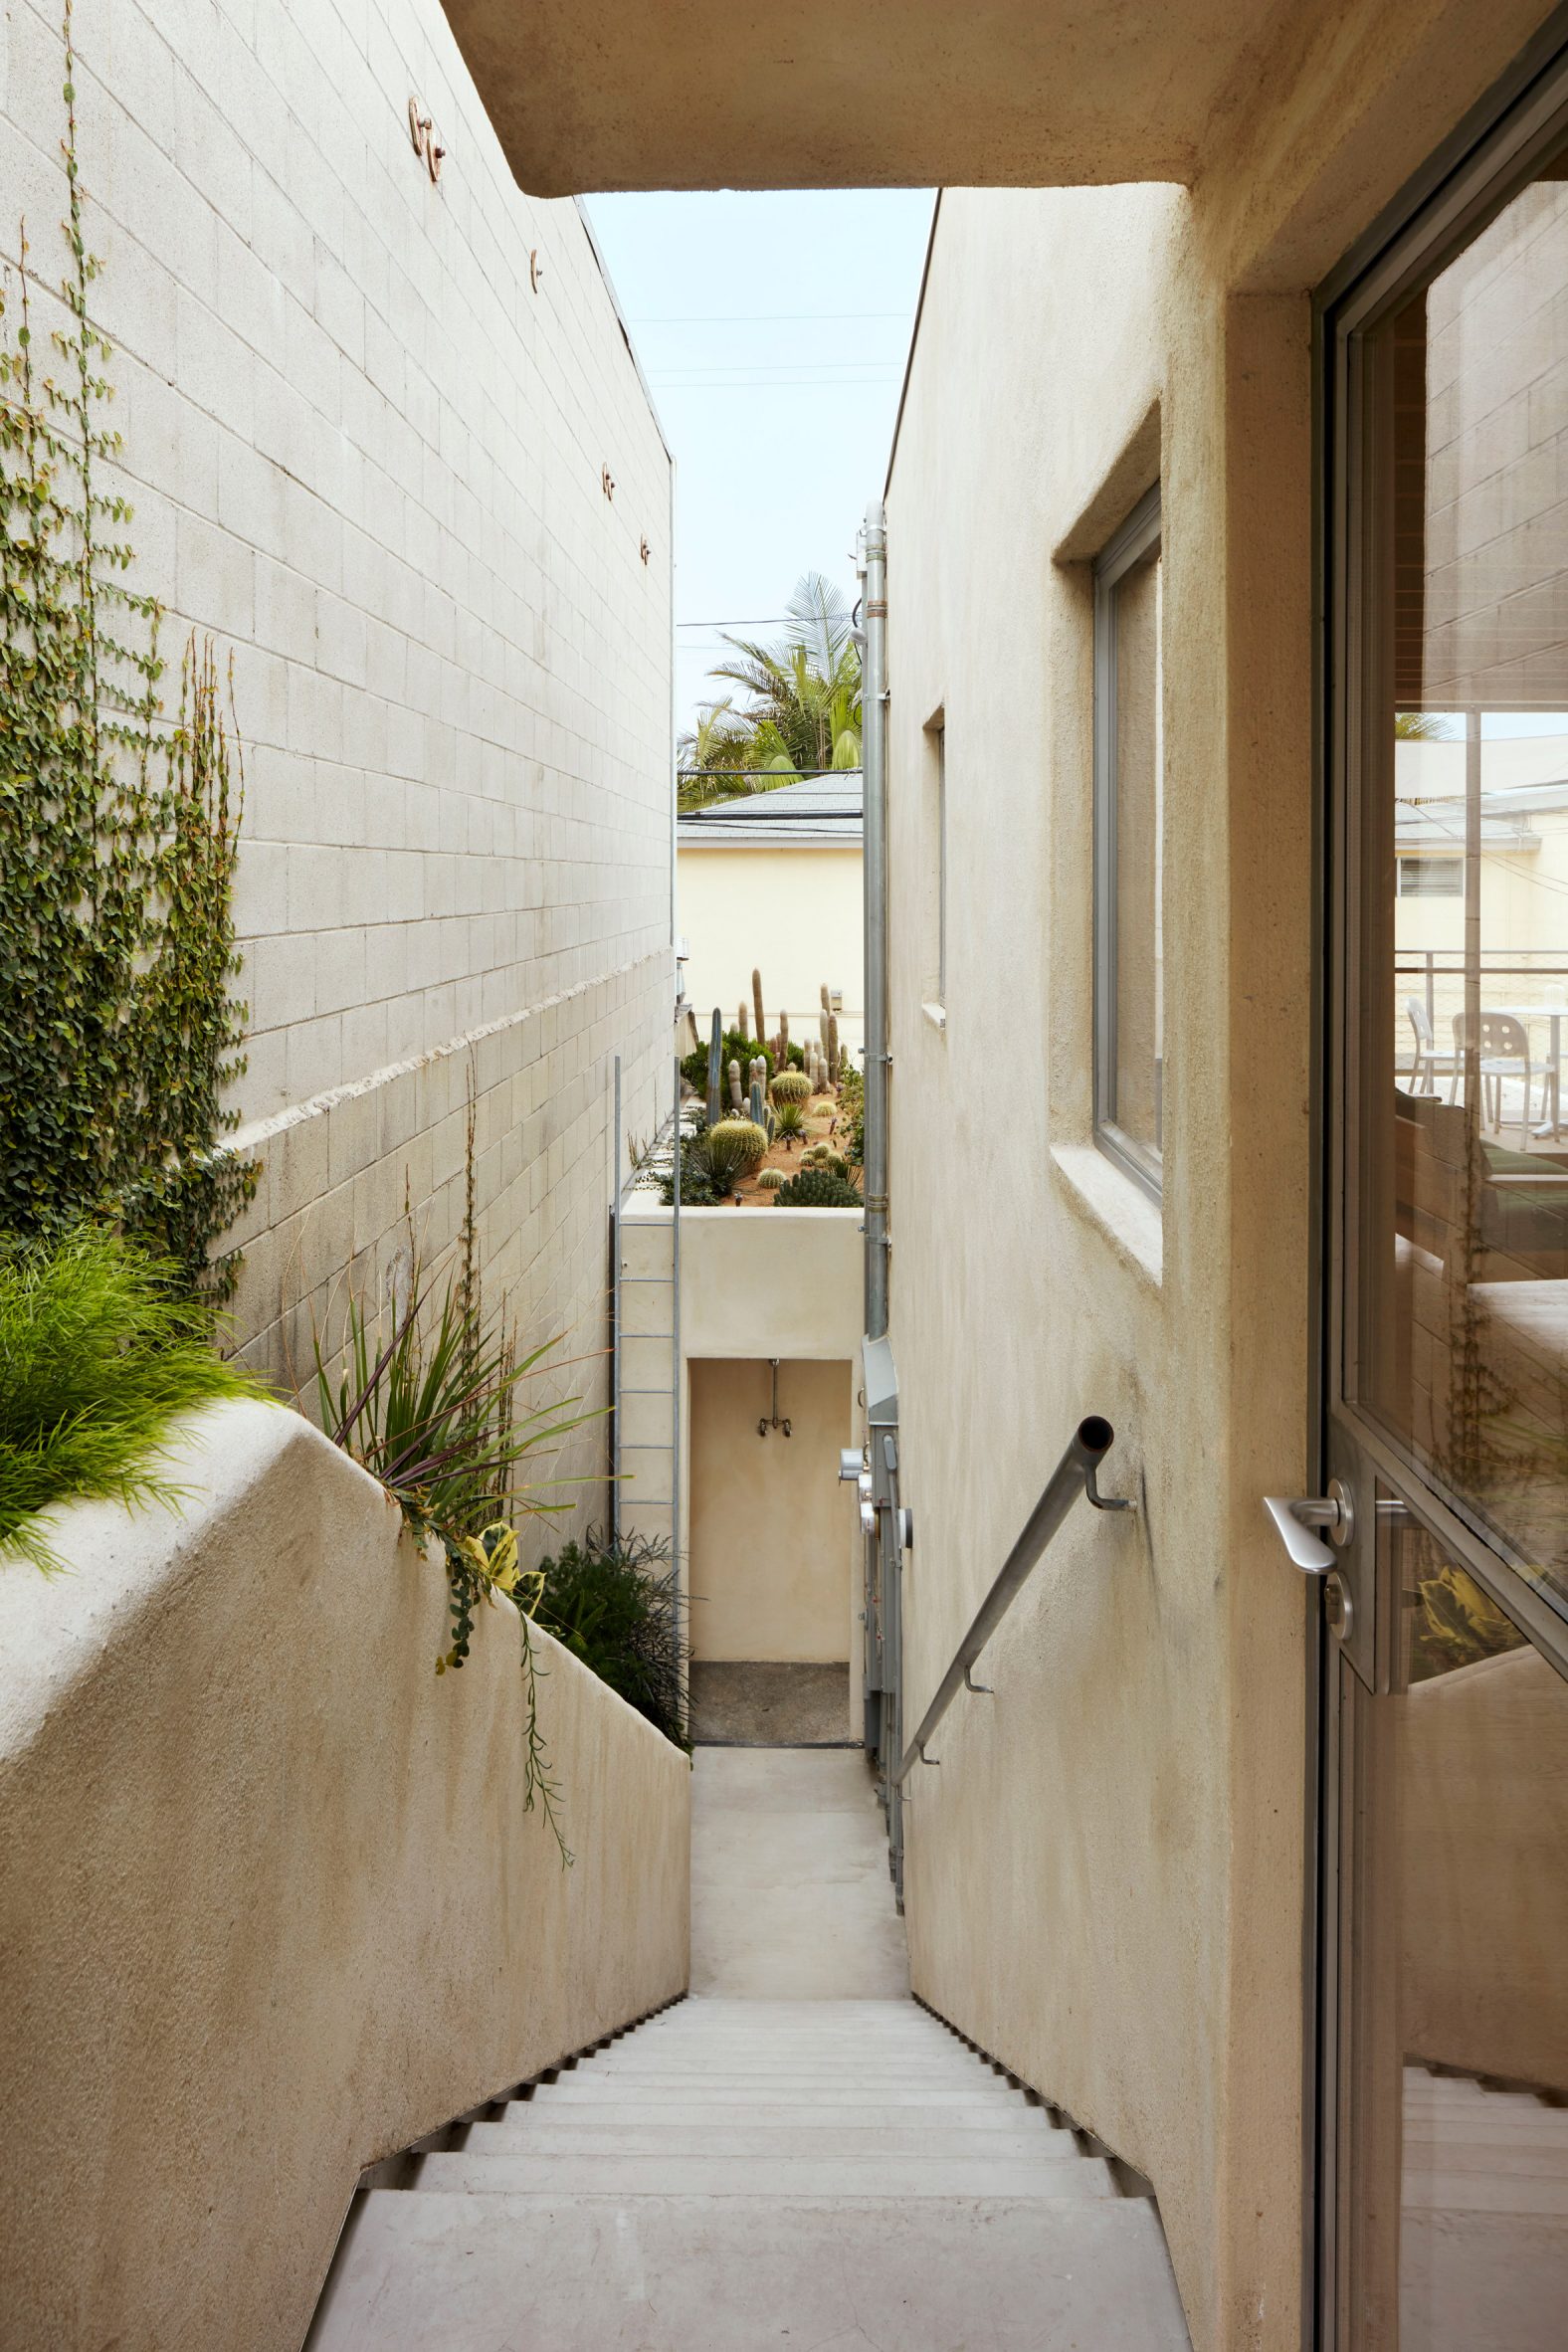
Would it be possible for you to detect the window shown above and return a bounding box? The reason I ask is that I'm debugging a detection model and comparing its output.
[1395,853,1463,897]
[1093,486,1164,1196]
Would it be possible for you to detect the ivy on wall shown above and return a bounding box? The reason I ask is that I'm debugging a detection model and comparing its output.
[0,3,255,1299]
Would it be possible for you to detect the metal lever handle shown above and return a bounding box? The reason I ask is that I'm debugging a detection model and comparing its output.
[1264,1494,1344,1576]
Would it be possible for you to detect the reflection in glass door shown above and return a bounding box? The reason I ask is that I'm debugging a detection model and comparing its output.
[1325,63,1568,2352]
[1331,1508,1568,2350]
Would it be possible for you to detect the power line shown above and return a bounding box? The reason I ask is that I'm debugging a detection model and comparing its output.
[652,376,899,392]
[630,308,908,325]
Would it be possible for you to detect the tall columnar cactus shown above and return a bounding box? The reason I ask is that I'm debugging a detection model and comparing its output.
[749,1077,766,1129]
[752,967,766,1050]
[706,1009,723,1127]
[737,1002,749,1043]
[728,1058,743,1110]
[828,1012,840,1084]
[780,1009,790,1059]
[819,983,832,1052]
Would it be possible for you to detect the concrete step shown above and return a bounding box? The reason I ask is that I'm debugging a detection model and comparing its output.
[467,2119,1077,2161]
[545,2059,1006,2078]
[308,2191,1193,2351]
[514,2097,1039,2130]
[534,2079,1026,2107]
[415,2149,1119,2199]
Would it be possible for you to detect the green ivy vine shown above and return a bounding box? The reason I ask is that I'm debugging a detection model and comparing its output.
[0,0,255,1298]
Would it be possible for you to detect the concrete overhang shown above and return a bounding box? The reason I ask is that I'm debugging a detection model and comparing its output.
[438,0,1287,196]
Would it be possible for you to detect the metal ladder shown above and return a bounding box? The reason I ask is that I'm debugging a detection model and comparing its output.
[609,1055,683,1570]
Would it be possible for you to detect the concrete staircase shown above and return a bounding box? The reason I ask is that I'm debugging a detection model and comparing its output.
[309,1994,1190,2347]
[309,1749,1190,2347]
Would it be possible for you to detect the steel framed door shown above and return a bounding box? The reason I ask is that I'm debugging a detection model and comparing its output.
[1308,39,1568,2348]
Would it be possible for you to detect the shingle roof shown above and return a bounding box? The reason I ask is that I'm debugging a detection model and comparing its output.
[678,772,864,848]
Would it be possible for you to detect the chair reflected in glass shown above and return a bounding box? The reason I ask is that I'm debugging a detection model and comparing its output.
[1448,1011,1539,1145]
[1405,998,1461,1097]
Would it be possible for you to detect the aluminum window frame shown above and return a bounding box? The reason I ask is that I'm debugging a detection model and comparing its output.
[1092,482,1164,1200]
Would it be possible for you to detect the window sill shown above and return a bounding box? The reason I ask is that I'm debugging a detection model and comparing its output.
[1050,1143,1163,1287]
[920,1001,947,1033]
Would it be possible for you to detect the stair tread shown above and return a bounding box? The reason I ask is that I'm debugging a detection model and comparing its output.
[467,2121,1077,2159]
[308,2190,1191,2351]
[509,2116,1044,2135]
[416,2150,1121,2198]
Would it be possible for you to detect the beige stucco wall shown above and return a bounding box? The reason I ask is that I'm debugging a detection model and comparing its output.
[0,1400,690,2352]
[876,5,1568,2330]
[688,1357,856,1661]
[679,842,865,1055]
[619,1206,865,1718]
[0,0,674,1420]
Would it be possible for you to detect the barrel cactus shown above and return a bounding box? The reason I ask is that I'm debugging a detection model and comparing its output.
[771,1070,811,1106]
[773,1168,863,1208]
[704,1117,769,1183]
[757,1168,785,1191]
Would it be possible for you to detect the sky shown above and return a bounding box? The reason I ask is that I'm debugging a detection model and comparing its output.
[583,189,935,751]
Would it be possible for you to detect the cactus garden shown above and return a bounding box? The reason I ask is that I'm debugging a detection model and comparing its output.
[665,977,864,1208]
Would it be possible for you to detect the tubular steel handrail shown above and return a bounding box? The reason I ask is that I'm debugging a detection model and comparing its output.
[892,1417,1133,1787]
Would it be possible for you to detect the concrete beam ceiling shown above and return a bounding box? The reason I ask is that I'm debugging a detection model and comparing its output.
[438,0,1289,195]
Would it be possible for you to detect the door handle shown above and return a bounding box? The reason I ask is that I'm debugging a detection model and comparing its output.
[1264,1493,1348,1576]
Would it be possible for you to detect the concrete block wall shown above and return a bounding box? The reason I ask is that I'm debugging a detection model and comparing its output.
[0,0,674,1501]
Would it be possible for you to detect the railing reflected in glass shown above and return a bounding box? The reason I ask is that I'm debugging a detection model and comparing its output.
[1340,1504,1568,2352]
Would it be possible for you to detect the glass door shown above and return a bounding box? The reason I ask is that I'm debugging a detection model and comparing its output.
[1322,56,1568,2351]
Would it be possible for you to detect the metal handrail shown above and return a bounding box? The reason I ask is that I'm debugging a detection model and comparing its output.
[892,1417,1133,1787]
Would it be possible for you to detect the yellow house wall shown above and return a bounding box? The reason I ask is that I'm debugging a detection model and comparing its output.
[679,843,865,1053]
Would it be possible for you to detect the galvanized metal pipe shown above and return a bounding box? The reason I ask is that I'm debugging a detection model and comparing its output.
[892,1417,1119,1786]
[861,499,889,1340]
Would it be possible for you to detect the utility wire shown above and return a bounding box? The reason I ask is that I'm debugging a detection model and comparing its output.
[630,308,908,325]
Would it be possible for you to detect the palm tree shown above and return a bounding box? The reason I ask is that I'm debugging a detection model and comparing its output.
[678,573,862,810]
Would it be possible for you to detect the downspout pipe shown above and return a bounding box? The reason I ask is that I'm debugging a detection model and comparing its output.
[861,498,889,1340]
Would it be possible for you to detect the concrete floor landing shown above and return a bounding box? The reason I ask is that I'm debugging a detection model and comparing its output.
[309,1746,1192,2348]
[691,1746,908,1999]
[688,1660,852,1745]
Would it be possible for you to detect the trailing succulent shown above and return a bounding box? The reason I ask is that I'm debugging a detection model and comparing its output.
[772,1168,863,1208]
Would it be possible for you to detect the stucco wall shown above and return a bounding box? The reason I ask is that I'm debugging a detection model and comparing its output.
[0,1401,690,2352]
[880,10,1568,2333]
[618,1206,866,1721]
[687,1357,856,1661]
[679,843,865,1053]
[0,0,674,1423]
